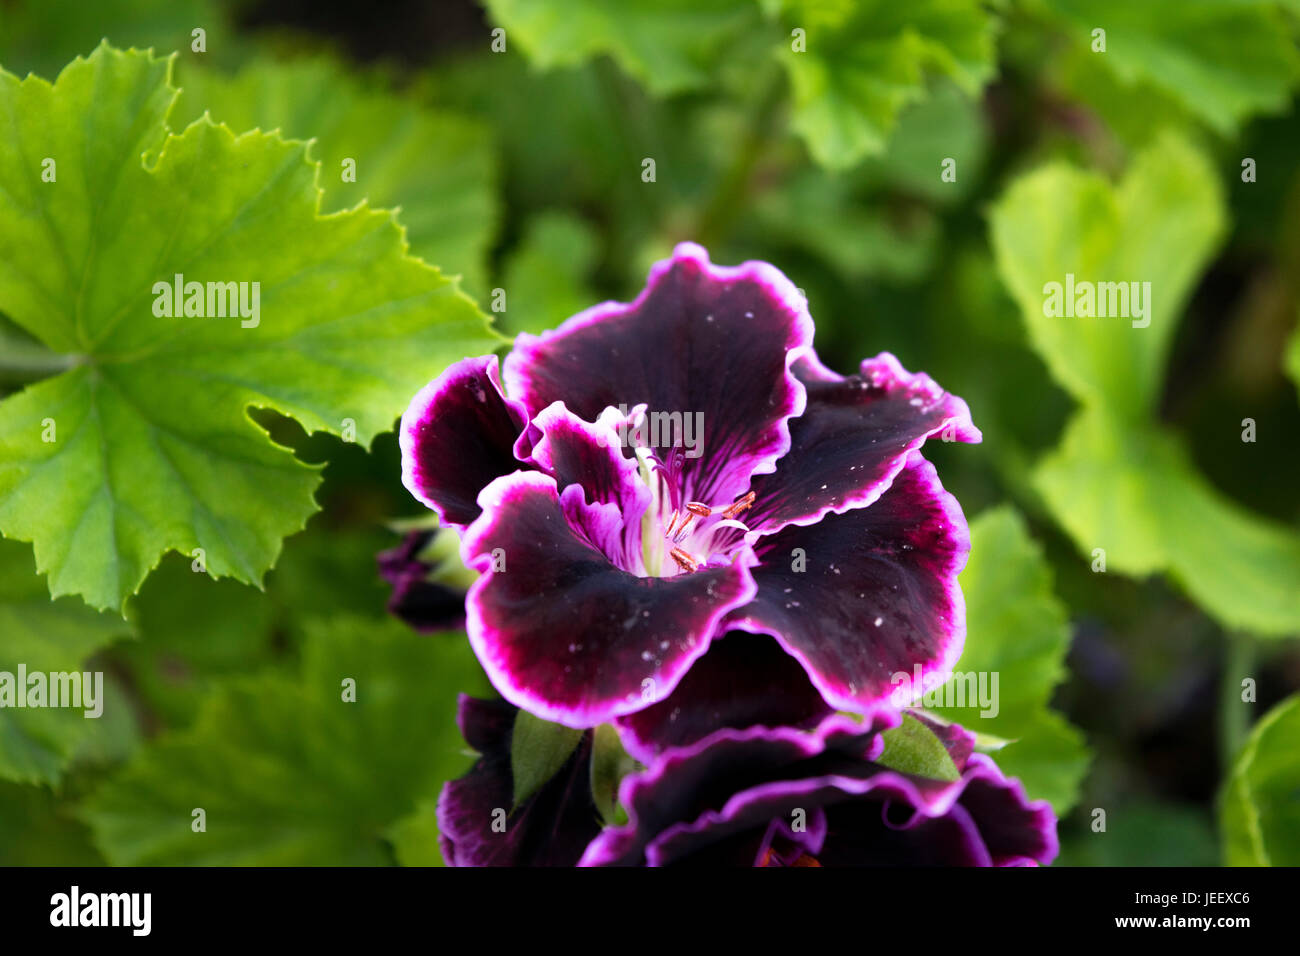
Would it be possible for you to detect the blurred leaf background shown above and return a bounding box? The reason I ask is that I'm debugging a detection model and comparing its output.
[0,0,1298,866]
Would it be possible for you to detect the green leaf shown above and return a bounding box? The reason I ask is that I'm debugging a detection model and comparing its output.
[81,615,489,865]
[856,79,988,202]
[172,56,499,297]
[589,722,637,825]
[751,168,940,281]
[0,0,232,80]
[481,0,759,96]
[0,538,131,785]
[1036,411,1300,635]
[989,132,1225,419]
[925,506,1089,813]
[0,780,105,866]
[121,521,405,730]
[120,553,279,729]
[990,133,1300,635]
[0,45,500,611]
[387,797,450,867]
[875,713,960,782]
[1033,0,1300,135]
[499,212,599,334]
[777,0,997,169]
[1058,798,1218,866]
[1220,694,1300,865]
[510,709,584,808]
[70,672,143,769]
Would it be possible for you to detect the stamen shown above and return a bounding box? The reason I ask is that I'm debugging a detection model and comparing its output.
[669,547,700,573]
[669,501,714,543]
[721,491,756,519]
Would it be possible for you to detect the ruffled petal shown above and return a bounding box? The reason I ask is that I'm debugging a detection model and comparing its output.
[523,402,651,572]
[614,631,832,763]
[462,471,758,727]
[582,714,1057,867]
[400,355,529,528]
[745,352,980,534]
[437,696,602,866]
[503,242,813,508]
[729,452,970,713]
[947,754,1060,866]
[580,716,886,867]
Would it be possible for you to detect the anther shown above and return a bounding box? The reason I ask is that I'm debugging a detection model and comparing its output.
[670,547,700,573]
[670,501,714,542]
[721,491,756,519]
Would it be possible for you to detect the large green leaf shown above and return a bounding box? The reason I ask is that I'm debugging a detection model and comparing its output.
[1036,411,1300,634]
[1220,694,1300,865]
[926,506,1089,813]
[1034,0,1300,135]
[481,0,759,96]
[777,0,997,169]
[81,615,489,865]
[172,56,499,297]
[0,45,499,611]
[990,134,1300,635]
[989,133,1225,419]
[0,538,131,784]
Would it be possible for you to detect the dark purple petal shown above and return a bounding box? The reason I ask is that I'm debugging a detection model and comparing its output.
[818,796,991,865]
[745,351,980,534]
[582,715,1057,867]
[503,242,813,509]
[377,531,466,633]
[650,798,829,867]
[614,631,832,763]
[386,571,466,634]
[729,452,970,714]
[580,716,888,867]
[581,714,897,867]
[461,471,758,727]
[818,753,1058,866]
[400,355,529,529]
[377,530,432,586]
[523,402,650,572]
[437,696,602,866]
[949,754,1059,865]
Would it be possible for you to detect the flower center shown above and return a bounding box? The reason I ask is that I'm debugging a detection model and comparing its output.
[633,446,754,577]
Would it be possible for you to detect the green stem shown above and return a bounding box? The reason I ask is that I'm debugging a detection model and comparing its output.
[0,330,80,375]
[1218,631,1256,772]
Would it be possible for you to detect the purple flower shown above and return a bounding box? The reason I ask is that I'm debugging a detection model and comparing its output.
[437,695,602,866]
[400,243,979,728]
[377,531,468,633]
[579,713,1058,867]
